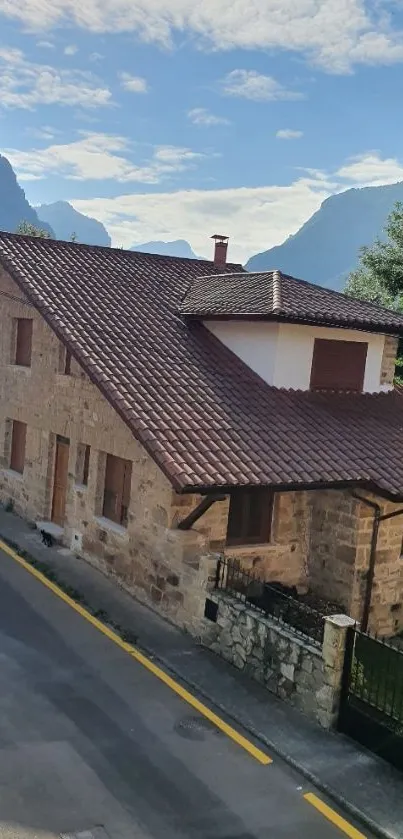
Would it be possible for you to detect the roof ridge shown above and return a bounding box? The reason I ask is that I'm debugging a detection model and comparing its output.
[272,269,283,313]
[0,230,244,269]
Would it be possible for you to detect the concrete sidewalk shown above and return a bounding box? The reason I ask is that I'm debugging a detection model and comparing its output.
[0,505,402,839]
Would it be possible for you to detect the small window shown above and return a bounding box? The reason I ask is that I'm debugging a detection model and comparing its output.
[310,338,367,392]
[10,420,27,474]
[226,489,273,546]
[102,453,132,527]
[76,443,90,486]
[58,343,72,375]
[14,319,33,367]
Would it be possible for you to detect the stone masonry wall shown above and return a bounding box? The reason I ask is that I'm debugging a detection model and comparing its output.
[204,594,354,729]
[171,490,310,591]
[308,490,358,612]
[380,336,398,386]
[0,267,217,633]
[352,494,403,636]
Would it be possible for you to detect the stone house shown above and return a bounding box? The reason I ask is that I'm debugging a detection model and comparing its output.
[0,231,403,637]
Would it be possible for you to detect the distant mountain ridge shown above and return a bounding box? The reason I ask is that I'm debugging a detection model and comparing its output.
[37,201,111,247]
[130,239,201,259]
[0,155,54,237]
[246,182,403,289]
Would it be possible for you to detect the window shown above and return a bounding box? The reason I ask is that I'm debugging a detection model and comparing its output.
[76,443,90,486]
[10,420,27,474]
[102,453,132,527]
[226,489,273,546]
[14,319,33,367]
[58,343,72,375]
[310,339,368,392]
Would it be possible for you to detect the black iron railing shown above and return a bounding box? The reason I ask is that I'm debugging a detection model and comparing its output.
[215,556,325,646]
[339,625,403,771]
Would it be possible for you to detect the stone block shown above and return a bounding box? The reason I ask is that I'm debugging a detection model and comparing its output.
[280,662,295,681]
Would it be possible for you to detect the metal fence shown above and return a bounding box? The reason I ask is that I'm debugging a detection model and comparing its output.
[215,556,325,646]
[339,626,403,771]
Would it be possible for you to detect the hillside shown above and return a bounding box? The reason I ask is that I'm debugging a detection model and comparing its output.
[0,155,54,237]
[37,201,111,247]
[247,182,403,289]
[130,239,200,259]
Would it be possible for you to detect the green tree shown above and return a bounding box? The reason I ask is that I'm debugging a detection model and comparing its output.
[345,201,403,381]
[345,202,403,311]
[15,221,52,238]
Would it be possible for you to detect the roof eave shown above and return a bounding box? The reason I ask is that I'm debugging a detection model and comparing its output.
[180,310,403,336]
[177,477,403,503]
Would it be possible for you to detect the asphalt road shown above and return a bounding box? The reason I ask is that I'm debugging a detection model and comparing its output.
[0,544,373,839]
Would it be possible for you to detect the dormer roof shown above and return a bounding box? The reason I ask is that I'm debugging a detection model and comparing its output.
[180,270,403,335]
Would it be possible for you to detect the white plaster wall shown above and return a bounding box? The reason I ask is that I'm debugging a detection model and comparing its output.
[205,319,389,393]
[205,321,279,384]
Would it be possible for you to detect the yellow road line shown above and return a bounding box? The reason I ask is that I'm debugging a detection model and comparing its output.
[0,538,272,766]
[304,793,367,839]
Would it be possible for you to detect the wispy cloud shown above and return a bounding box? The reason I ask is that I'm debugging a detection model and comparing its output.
[64,44,78,56]
[36,40,55,49]
[5,132,207,183]
[188,107,230,127]
[2,0,400,73]
[276,129,303,140]
[0,47,111,110]
[221,70,303,101]
[119,72,148,93]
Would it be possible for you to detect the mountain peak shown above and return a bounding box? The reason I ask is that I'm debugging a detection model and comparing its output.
[0,155,54,237]
[37,201,111,247]
[130,239,201,259]
[247,181,403,289]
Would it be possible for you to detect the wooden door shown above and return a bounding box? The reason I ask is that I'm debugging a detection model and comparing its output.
[51,436,70,526]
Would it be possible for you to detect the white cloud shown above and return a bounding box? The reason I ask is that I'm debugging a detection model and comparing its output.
[5,132,207,183]
[36,40,55,49]
[1,0,402,73]
[65,150,403,262]
[119,72,148,93]
[276,128,303,140]
[70,176,332,261]
[26,124,59,139]
[336,153,403,186]
[222,70,303,101]
[188,107,230,126]
[64,44,78,55]
[0,47,111,109]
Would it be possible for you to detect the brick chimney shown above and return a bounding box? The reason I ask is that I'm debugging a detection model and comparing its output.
[212,234,229,267]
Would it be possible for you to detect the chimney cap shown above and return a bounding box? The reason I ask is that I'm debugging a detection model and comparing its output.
[211,234,229,242]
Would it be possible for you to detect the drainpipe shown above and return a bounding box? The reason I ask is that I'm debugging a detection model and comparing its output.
[351,492,403,632]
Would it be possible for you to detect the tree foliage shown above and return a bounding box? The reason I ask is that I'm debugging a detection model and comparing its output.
[345,201,403,382]
[15,221,52,238]
[345,202,403,312]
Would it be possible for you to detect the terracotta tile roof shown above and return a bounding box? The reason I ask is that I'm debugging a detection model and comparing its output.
[1,232,403,498]
[180,269,403,334]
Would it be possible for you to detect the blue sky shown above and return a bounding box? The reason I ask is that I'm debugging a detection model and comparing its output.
[2,1,403,262]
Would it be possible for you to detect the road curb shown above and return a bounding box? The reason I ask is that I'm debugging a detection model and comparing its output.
[136,645,397,839]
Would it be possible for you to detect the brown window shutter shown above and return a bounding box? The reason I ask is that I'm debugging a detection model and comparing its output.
[227,489,273,546]
[10,420,27,473]
[103,453,132,526]
[310,339,367,392]
[15,319,33,367]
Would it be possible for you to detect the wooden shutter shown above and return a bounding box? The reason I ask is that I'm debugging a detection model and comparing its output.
[103,454,132,526]
[310,339,367,392]
[64,350,72,375]
[10,420,27,474]
[227,489,273,546]
[15,319,33,367]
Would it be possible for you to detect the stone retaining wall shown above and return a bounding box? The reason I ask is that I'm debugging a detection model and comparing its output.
[205,594,354,728]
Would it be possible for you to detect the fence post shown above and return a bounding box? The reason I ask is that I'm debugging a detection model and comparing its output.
[317,614,356,730]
